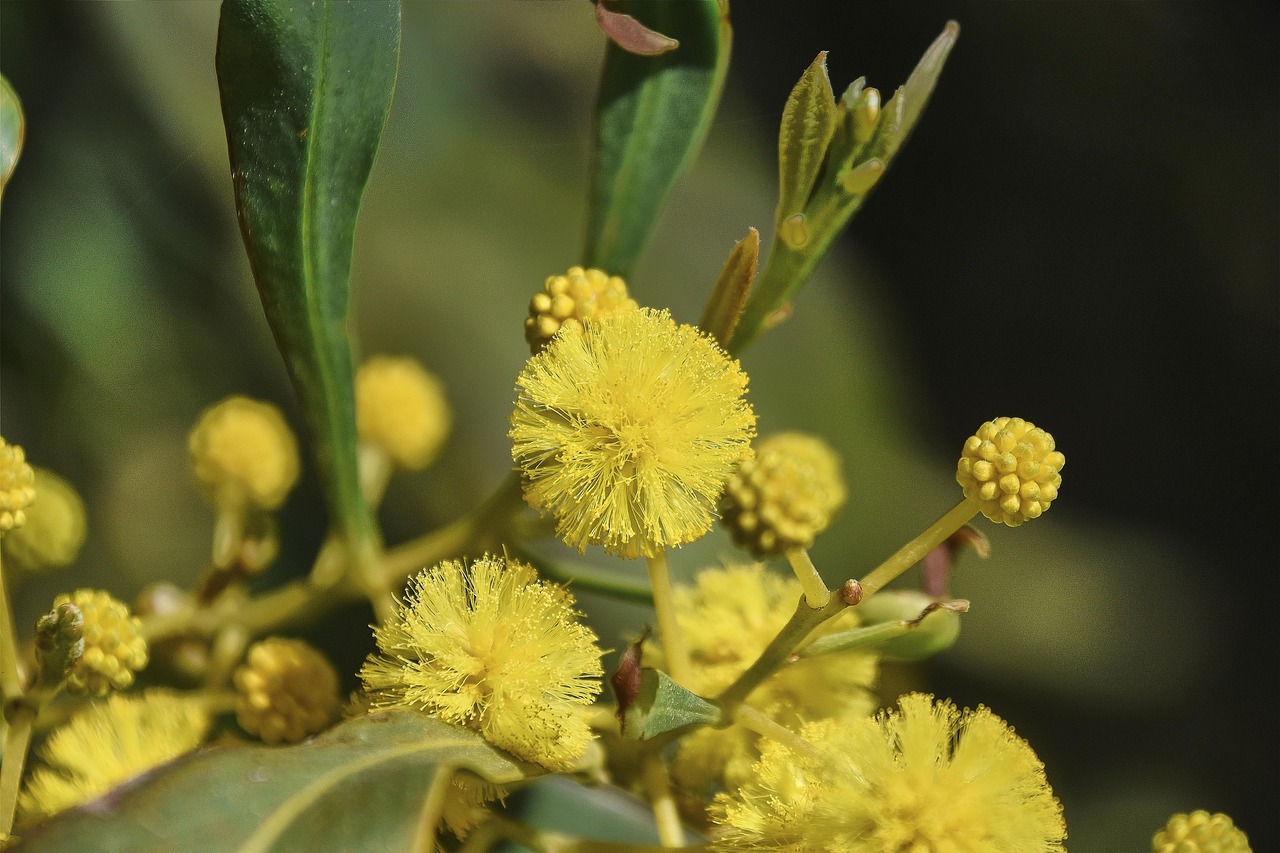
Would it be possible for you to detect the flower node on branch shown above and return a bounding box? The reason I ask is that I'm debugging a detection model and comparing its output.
[52,588,148,697]
[524,266,637,354]
[956,416,1063,526]
[511,307,756,559]
[720,432,846,557]
[234,638,342,745]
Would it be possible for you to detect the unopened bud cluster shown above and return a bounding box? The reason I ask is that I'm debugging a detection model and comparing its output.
[189,396,300,510]
[1,436,37,533]
[956,417,1063,526]
[1153,810,1251,853]
[234,638,341,744]
[720,432,845,556]
[524,266,637,353]
[52,589,148,696]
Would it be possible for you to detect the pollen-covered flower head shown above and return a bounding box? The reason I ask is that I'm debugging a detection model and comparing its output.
[1153,811,1252,853]
[0,435,37,533]
[711,692,1066,852]
[356,356,451,470]
[956,417,1063,527]
[720,432,846,557]
[234,637,342,744]
[656,562,876,796]
[19,690,210,821]
[524,265,638,354]
[510,307,756,559]
[52,588,148,697]
[188,396,300,510]
[2,467,86,572]
[360,554,604,770]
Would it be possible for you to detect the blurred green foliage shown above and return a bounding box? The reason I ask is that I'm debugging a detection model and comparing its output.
[1,3,1274,849]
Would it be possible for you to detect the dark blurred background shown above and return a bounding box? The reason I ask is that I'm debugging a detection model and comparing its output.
[2,2,1276,850]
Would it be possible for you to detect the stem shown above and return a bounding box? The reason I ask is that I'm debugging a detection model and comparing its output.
[795,620,914,658]
[0,704,33,835]
[716,586,852,712]
[640,750,684,848]
[858,497,980,600]
[732,704,822,763]
[645,551,690,685]
[0,552,23,702]
[784,548,828,608]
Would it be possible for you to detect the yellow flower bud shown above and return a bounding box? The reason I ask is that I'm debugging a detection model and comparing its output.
[956,417,1063,526]
[188,396,300,510]
[355,356,451,470]
[234,638,341,744]
[52,589,148,697]
[523,266,637,354]
[3,467,87,572]
[0,436,37,533]
[720,432,846,557]
[1153,811,1252,853]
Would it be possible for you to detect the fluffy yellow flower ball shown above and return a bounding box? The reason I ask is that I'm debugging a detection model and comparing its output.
[188,396,300,510]
[511,307,756,558]
[356,356,451,470]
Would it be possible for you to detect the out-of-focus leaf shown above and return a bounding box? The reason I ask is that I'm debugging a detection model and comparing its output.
[728,22,959,354]
[593,1,679,56]
[1,75,25,200]
[619,668,721,740]
[14,711,532,853]
[585,0,730,278]
[698,227,758,347]
[215,0,400,561]
[775,52,836,228]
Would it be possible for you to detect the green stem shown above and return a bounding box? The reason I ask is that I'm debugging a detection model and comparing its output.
[640,749,684,848]
[858,497,979,600]
[732,704,822,763]
[784,547,828,608]
[646,551,690,686]
[0,552,23,703]
[716,583,855,712]
[0,704,34,835]
[796,620,915,658]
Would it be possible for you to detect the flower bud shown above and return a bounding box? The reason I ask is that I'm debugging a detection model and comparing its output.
[188,396,300,511]
[234,638,341,744]
[524,266,637,354]
[956,417,1063,527]
[3,467,87,572]
[52,589,148,696]
[0,436,37,533]
[356,356,451,470]
[1153,810,1251,853]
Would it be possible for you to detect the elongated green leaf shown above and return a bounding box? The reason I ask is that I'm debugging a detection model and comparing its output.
[585,0,730,278]
[14,712,532,852]
[775,52,836,227]
[620,668,722,740]
[1,75,24,200]
[698,226,758,347]
[215,0,400,558]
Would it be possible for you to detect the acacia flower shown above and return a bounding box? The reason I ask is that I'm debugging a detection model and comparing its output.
[234,638,341,744]
[510,307,756,559]
[956,417,1063,527]
[52,589,148,697]
[658,562,876,796]
[1153,811,1251,853]
[711,692,1066,852]
[188,396,300,510]
[523,265,637,353]
[19,690,210,821]
[356,356,451,470]
[360,554,604,770]
[0,436,37,533]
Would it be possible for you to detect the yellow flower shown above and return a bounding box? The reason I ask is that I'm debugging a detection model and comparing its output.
[711,693,1066,852]
[2,466,86,571]
[356,356,451,470]
[956,417,1063,526]
[188,396,300,510]
[1153,811,1252,853]
[360,554,604,770]
[52,589,148,697]
[720,432,846,557]
[233,638,342,744]
[510,307,756,559]
[524,265,638,353]
[661,562,876,796]
[19,690,210,821]
[0,435,37,533]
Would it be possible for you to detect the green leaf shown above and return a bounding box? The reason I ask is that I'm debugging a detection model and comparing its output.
[619,668,722,741]
[215,0,400,560]
[585,0,730,279]
[698,226,758,347]
[14,711,533,853]
[1,74,25,200]
[775,52,836,228]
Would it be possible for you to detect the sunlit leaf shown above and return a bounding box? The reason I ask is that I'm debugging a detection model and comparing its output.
[775,52,836,227]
